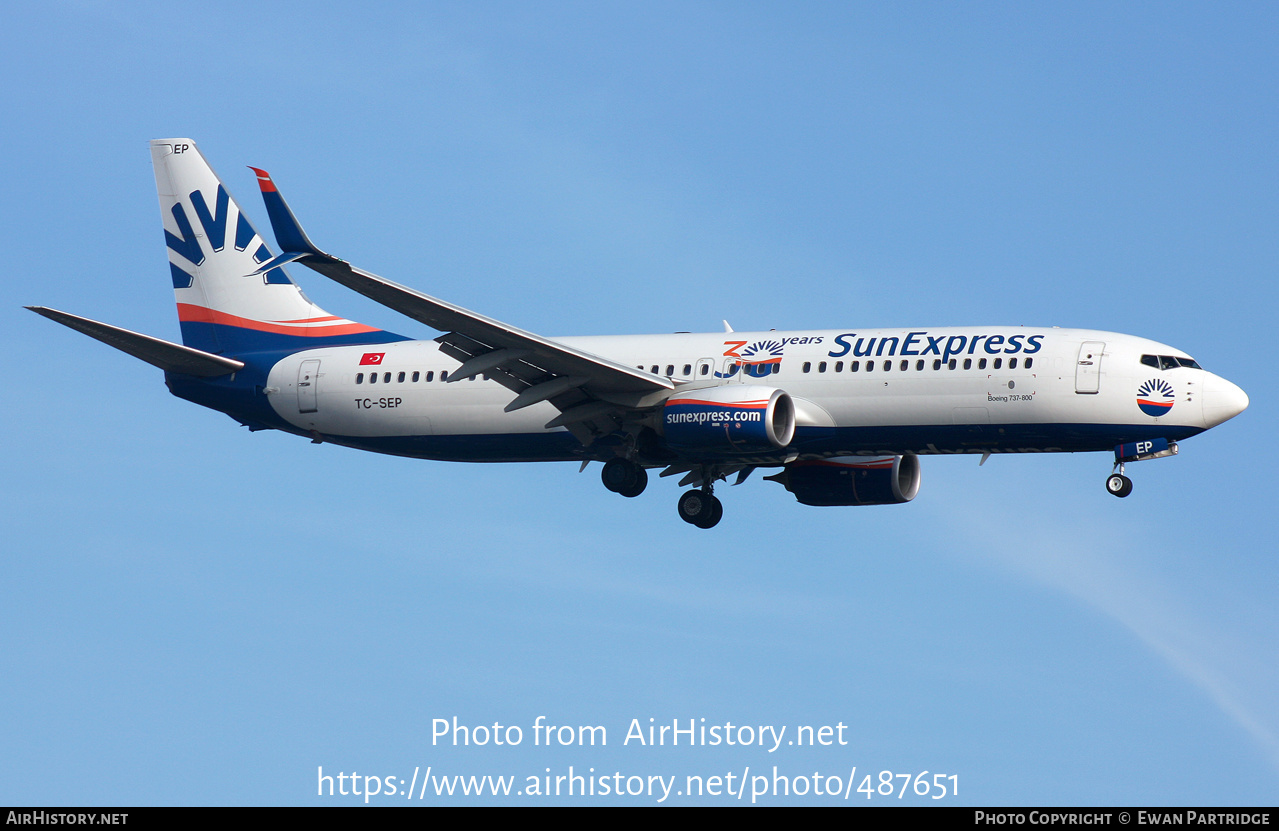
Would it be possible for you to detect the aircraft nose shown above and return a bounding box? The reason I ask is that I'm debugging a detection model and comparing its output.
[1202,374,1249,428]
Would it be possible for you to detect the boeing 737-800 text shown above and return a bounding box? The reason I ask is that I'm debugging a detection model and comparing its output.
[28,139,1249,528]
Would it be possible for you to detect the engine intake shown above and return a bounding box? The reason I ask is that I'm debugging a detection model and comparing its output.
[766,454,921,506]
[662,386,795,454]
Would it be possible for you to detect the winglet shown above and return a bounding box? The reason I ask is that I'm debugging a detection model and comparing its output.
[248,166,325,258]
[247,166,277,192]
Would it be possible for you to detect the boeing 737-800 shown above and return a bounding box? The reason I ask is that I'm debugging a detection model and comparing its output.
[28,139,1249,528]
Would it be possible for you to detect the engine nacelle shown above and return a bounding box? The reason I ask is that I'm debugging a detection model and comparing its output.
[766,454,921,506]
[662,386,795,454]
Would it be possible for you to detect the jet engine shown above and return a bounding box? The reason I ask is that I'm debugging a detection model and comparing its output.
[765,454,921,506]
[661,386,795,454]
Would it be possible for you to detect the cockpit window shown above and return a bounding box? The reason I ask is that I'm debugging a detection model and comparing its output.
[1142,354,1203,371]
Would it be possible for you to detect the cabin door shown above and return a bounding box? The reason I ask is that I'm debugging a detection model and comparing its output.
[1075,342,1104,394]
[298,360,320,413]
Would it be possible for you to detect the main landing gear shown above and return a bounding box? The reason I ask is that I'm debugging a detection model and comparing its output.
[1106,465,1134,498]
[601,458,724,528]
[601,458,648,498]
[678,488,723,529]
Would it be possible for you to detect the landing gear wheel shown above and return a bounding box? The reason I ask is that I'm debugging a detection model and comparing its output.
[602,459,646,497]
[677,490,723,529]
[617,466,647,498]
[1106,473,1133,498]
[700,494,724,529]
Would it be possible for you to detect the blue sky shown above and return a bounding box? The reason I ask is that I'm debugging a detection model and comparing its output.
[2,1,1275,805]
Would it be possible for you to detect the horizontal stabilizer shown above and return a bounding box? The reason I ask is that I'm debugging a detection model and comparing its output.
[27,307,245,377]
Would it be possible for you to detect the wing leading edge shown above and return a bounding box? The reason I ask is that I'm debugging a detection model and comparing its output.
[246,167,673,444]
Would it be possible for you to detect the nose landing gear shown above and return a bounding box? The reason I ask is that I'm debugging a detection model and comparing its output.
[1106,467,1134,498]
[1106,439,1179,498]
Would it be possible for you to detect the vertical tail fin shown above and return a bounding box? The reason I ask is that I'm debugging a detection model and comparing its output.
[151,139,401,354]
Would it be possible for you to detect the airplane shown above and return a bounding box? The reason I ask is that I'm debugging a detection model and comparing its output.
[28,139,1249,529]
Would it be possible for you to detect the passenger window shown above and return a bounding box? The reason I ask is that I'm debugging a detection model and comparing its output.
[1025,358,1033,369]
[978,358,987,370]
[412,371,420,382]
[866,361,874,372]
[426,371,434,382]
[441,370,448,382]
[916,360,924,371]
[665,365,674,376]
[994,358,1002,369]
[883,360,891,371]
[1009,358,1018,369]
[369,372,377,384]
[384,373,391,383]
[963,358,972,370]
[356,373,364,384]
[900,360,908,371]
[699,364,709,376]
[850,361,859,372]
[818,361,827,373]
[683,364,691,376]
[835,361,843,372]
[650,365,659,374]
[933,359,941,370]
[948,359,957,370]
[398,372,406,383]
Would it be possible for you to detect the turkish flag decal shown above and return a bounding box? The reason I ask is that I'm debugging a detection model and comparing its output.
[359,353,385,365]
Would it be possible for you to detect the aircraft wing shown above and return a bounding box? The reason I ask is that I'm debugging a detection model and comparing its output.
[248,167,674,443]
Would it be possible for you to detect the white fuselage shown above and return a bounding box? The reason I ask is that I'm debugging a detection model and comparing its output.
[262,325,1243,463]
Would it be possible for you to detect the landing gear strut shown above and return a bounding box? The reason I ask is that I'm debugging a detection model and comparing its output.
[678,488,723,529]
[601,458,647,498]
[1106,464,1133,498]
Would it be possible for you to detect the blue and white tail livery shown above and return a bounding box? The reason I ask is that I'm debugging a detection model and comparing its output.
[28,139,1249,528]
[149,139,403,355]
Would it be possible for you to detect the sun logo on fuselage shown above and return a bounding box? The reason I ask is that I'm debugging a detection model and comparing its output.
[739,339,785,366]
[1136,378,1175,417]
[719,339,786,378]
